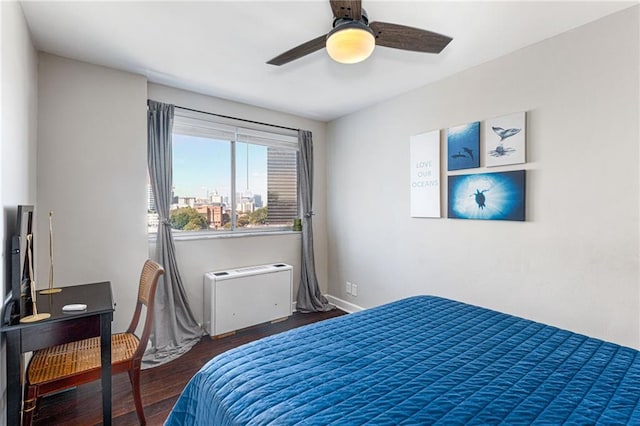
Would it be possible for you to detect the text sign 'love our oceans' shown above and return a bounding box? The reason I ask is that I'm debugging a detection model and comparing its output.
[410,130,440,218]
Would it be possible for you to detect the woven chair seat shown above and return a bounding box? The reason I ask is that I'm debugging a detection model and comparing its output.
[28,333,139,385]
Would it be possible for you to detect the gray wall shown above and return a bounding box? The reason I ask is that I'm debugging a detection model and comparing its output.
[147,83,328,324]
[37,53,149,333]
[0,2,38,424]
[326,7,640,348]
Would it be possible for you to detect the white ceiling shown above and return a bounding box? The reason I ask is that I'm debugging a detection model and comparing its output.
[20,1,636,121]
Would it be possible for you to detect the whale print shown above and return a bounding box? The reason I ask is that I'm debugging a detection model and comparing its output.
[491,126,521,141]
[485,112,526,167]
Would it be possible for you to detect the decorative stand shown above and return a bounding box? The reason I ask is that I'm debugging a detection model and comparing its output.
[20,234,50,323]
[40,211,61,295]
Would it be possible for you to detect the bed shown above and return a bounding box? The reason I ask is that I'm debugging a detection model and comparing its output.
[165,295,640,425]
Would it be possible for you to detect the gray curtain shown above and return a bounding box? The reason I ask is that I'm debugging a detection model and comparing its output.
[143,100,202,368]
[296,130,334,313]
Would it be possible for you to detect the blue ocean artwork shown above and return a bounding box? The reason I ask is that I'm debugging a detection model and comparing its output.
[448,170,525,221]
[447,122,480,171]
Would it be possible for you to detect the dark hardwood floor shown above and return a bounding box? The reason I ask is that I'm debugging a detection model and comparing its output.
[32,308,346,426]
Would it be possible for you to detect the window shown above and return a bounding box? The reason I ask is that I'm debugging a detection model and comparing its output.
[147,109,298,234]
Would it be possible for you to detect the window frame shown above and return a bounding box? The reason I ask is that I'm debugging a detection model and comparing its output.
[148,109,300,238]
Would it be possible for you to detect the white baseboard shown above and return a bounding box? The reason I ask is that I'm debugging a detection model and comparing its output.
[325,294,365,314]
[291,295,365,314]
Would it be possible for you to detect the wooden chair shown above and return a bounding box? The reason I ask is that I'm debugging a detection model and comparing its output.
[22,259,164,426]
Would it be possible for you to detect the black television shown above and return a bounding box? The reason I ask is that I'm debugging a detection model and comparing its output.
[4,205,34,325]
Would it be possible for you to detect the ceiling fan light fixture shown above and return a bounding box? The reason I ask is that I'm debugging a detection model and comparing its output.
[326,22,375,64]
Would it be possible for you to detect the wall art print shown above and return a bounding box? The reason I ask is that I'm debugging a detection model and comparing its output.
[410,130,441,218]
[448,170,525,221]
[447,121,480,171]
[485,112,526,167]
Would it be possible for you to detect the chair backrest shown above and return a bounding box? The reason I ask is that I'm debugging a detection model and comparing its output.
[126,259,164,361]
[138,259,164,307]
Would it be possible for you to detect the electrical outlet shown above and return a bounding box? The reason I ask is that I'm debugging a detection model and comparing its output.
[346,281,352,295]
[352,283,358,297]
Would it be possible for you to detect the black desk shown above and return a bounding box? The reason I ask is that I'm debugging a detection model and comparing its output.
[1,282,114,425]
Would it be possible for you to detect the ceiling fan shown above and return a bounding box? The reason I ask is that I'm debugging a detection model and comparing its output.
[267,0,452,66]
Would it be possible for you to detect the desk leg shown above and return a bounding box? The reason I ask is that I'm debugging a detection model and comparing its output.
[100,313,112,426]
[6,329,21,426]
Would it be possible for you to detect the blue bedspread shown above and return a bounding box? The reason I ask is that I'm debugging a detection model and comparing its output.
[166,296,640,425]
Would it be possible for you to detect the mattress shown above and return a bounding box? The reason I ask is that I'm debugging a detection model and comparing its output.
[166,296,640,425]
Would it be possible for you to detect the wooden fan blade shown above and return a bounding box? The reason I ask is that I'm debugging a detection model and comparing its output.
[370,21,452,54]
[330,0,362,21]
[267,34,327,66]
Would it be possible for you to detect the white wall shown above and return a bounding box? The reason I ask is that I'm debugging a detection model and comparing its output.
[37,54,148,332]
[326,7,640,348]
[0,2,38,424]
[32,56,329,334]
[147,83,328,324]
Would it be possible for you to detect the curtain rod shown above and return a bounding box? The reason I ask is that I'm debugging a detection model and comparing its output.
[174,105,300,133]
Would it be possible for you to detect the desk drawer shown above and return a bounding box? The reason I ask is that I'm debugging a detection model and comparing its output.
[21,316,100,352]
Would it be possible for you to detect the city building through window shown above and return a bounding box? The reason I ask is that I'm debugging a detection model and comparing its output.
[148,109,298,234]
